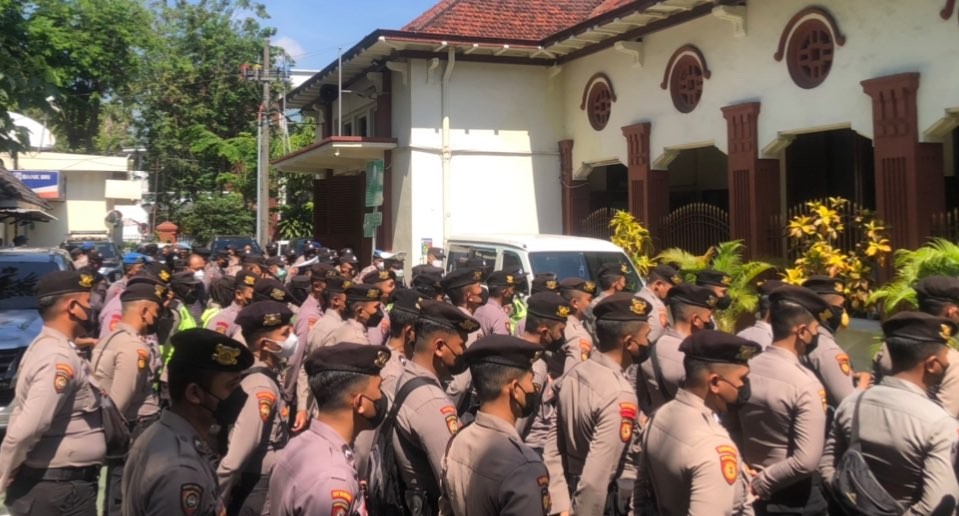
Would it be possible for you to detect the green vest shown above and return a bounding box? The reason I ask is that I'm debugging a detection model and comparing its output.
[162,303,198,367]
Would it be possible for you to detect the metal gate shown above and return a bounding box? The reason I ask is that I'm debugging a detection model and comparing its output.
[658,203,729,254]
[580,208,615,240]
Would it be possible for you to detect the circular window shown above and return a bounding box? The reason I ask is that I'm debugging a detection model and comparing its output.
[669,55,704,113]
[787,18,835,89]
[587,81,612,131]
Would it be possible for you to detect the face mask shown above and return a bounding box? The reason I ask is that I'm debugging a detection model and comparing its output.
[715,296,732,310]
[366,309,384,328]
[181,289,199,306]
[194,270,205,281]
[631,343,651,364]
[515,384,539,418]
[733,377,751,406]
[803,329,820,354]
[72,302,96,334]
[544,329,564,353]
[267,334,298,361]
[205,387,248,427]
[431,260,443,268]
[448,348,469,375]
[701,318,716,331]
[276,269,287,281]
[824,306,844,333]
[362,391,389,428]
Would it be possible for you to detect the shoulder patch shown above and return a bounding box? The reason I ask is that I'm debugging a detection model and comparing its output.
[214,321,229,334]
[307,316,318,329]
[136,348,148,370]
[579,339,591,361]
[716,445,738,485]
[818,389,828,412]
[109,313,121,332]
[440,405,456,416]
[538,475,551,513]
[54,363,74,394]
[257,391,277,422]
[444,408,459,435]
[331,488,353,516]
[180,482,202,516]
[619,402,637,443]
[835,353,851,376]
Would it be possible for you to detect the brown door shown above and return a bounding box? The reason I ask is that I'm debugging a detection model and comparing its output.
[313,174,364,254]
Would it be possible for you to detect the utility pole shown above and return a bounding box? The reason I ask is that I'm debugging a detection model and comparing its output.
[256,38,271,247]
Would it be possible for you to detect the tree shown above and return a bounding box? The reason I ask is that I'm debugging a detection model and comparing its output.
[178,193,254,244]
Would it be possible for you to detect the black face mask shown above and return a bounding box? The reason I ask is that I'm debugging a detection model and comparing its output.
[702,319,716,331]
[803,330,820,355]
[72,302,96,334]
[824,306,844,333]
[448,350,469,375]
[733,377,751,406]
[515,385,539,418]
[715,296,732,310]
[363,391,388,428]
[181,289,199,306]
[631,342,651,364]
[366,309,384,328]
[205,387,248,427]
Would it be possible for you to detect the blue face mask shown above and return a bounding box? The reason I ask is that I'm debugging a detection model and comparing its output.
[276,269,287,281]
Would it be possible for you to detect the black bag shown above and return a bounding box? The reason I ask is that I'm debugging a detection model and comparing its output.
[366,377,435,515]
[833,392,904,516]
[91,332,132,460]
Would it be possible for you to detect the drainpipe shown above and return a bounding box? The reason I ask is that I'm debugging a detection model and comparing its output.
[441,48,455,245]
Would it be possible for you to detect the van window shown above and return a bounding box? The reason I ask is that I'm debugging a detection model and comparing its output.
[446,245,496,272]
[528,251,642,291]
[502,251,523,273]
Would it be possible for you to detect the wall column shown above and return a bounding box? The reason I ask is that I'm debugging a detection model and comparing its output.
[560,140,588,235]
[375,70,394,249]
[722,102,781,258]
[862,72,943,250]
[622,122,669,245]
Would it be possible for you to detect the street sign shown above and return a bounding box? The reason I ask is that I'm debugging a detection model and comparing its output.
[365,159,384,208]
[363,210,382,238]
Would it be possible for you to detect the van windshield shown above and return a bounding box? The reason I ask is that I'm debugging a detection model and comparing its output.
[528,251,642,291]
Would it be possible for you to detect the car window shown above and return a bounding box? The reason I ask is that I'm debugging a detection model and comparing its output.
[0,262,60,310]
[446,245,496,272]
[94,242,117,259]
[528,251,641,290]
[502,250,524,273]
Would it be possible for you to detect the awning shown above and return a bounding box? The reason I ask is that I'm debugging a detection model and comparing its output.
[0,207,58,222]
[273,136,398,172]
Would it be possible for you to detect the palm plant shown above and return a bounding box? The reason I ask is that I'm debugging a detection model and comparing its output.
[609,210,655,276]
[868,238,959,315]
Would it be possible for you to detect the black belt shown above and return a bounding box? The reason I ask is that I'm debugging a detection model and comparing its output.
[19,465,100,482]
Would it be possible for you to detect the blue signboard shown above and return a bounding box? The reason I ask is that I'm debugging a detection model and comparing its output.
[11,170,63,201]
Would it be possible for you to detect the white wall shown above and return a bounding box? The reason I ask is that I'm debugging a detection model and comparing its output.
[31,170,113,247]
[562,0,959,169]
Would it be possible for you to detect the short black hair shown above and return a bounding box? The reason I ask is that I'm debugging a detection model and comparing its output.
[322,289,341,305]
[470,362,527,403]
[523,313,563,335]
[683,357,740,387]
[560,289,586,303]
[770,300,816,341]
[345,301,365,320]
[598,275,618,290]
[758,295,772,319]
[308,370,369,411]
[918,297,954,318]
[667,299,698,324]
[37,295,59,320]
[167,360,214,404]
[489,285,509,298]
[594,319,644,352]
[413,320,456,353]
[388,308,419,338]
[448,285,469,306]
[886,336,946,373]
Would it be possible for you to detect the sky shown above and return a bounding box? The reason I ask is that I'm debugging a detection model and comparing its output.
[264,0,440,71]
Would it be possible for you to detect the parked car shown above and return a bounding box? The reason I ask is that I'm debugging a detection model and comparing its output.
[210,235,262,256]
[445,234,643,291]
[0,247,74,429]
[62,232,121,281]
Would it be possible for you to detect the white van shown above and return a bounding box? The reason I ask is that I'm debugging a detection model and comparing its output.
[445,234,643,290]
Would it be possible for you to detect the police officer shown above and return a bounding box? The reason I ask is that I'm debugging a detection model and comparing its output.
[205,269,257,343]
[268,342,388,515]
[362,268,396,347]
[295,276,352,424]
[168,271,200,337]
[544,292,650,516]
[104,252,147,304]
[516,292,570,446]
[695,269,734,311]
[643,331,760,515]
[426,247,446,267]
[473,270,520,337]
[338,252,359,279]
[382,300,480,515]
[382,288,424,390]
[512,273,560,336]
[820,312,959,513]
[92,281,167,516]
[412,271,445,301]
[801,276,857,408]
[100,274,168,338]
[737,280,786,349]
[252,276,293,305]
[441,267,488,412]
[587,263,628,318]
[559,277,597,372]
[321,284,381,347]
[0,271,104,516]
[216,301,293,514]
[736,285,831,515]
[442,335,551,516]
[121,328,253,516]
[637,283,717,415]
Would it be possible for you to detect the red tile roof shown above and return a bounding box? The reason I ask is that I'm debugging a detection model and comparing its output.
[403,0,618,41]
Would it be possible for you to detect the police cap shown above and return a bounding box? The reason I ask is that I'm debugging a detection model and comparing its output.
[882,311,957,345]
[419,300,480,333]
[253,277,292,303]
[310,262,338,279]
[769,285,833,324]
[802,275,846,296]
[465,335,541,369]
[243,254,267,267]
[170,328,253,372]
[305,342,389,376]
[427,247,446,259]
[914,276,959,305]
[122,252,148,266]
[339,253,359,265]
[598,262,628,279]
[120,282,167,305]
[362,269,396,285]
[412,273,443,297]
[757,279,787,297]
[527,292,572,322]
[411,264,444,279]
[666,284,719,309]
[487,270,523,288]
[695,269,732,288]
[593,292,651,322]
[531,273,559,294]
[325,276,353,294]
[345,284,382,303]
[236,301,293,336]
[678,330,762,365]
[559,277,597,295]
[235,270,258,290]
[145,262,172,284]
[441,267,485,291]
[171,271,200,287]
[266,256,285,268]
[36,270,95,298]
[389,288,423,316]
[648,265,683,286]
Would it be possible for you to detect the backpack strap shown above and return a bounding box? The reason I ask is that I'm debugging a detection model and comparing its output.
[848,389,867,451]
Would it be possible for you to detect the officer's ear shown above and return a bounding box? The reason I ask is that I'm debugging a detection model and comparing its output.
[433,337,448,359]
[706,373,723,395]
[184,382,206,406]
[946,304,959,322]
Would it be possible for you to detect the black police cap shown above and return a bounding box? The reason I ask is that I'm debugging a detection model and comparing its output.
[325,276,354,294]
[598,262,628,279]
[559,277,597,295]
[310,263,338,279]
[120,282,167,304]
[666,284,719,309]
[235,270,258,290]
[757,279,787,297]
[802,275,846,296]
[36,270,95,298]
[145,262,172,284]
[236,300,293,336]
[193,246,212,257]
[527,292,572,322]
[389,288,423,316]
[769,285,833,324]
[362,269,396,285]
[593,292,651,322]
[419,300,480,333]
[882,311,957,345]
[531,273,559,294]
[915,276,959,305]
[411,264,444,279]
[440,267,486,291]
[339,253,359,265]
[345,284,382,303]
[427,247,445,258]
[305,342,389,376]
[679,330,762,365]
[172,271,200,286]
[266,256,285,267]
[253,277,292,303]
[243,254,267,266]
[170,328,253,372]
[412,273,443,296]
[648,264,683,286]
[465,334,541,369]
[487,270,523,288]
[696,269,732,288]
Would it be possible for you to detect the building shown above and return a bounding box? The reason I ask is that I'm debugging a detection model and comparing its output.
[275,0,959,264]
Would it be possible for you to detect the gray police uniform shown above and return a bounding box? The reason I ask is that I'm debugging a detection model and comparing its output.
[873,344,959,418]
[98,294,123,339]
[820,376,959,514]
[366,306,390,347]
[285,294,322,401]
[268,420,366,516]
[0,327,106,516]
[515,356,548,439]
[543,351,639,515]
[443,411,551,516]
[637,328,686,415]
[644,389,753,515]
[737,346,828,512]
[562,313,593,373]
[473,298,512,337]
[296,309,345,416]
[636,286,667,343]
[737,320,773,349]
[802,326,854,409]
[205,302,245,343]
[523,350,565,452]
[322,318,371,347]
[122,410,224,516]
